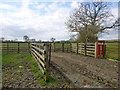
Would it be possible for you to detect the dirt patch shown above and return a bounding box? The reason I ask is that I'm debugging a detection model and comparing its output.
[2,55,76,88]
[51,52,118,88]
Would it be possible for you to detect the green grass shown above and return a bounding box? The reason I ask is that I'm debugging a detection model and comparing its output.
[39,77,59,86]
[2,53,59,86]
[2,53,26,66]
[15,70,23,75]
[28,55,59,86]
[2,43,28,47]
[2,53,27,80]
[105,43,119,60]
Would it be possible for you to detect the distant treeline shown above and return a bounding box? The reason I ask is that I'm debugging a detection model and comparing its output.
[1,39,119,43]
[1,40,73,43]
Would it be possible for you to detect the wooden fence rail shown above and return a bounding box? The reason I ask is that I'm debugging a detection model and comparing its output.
[71,43,97,57]
[52,42,105,58]
[1,42,106,58]
[1,42,30,53]
[31,43,51,82]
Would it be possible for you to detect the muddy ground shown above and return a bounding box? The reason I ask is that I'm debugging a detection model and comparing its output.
[2,52,119,88]
[51,52,119,88]
[2,56,76,89]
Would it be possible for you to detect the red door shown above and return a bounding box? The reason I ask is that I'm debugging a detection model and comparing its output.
[96,41,105,58]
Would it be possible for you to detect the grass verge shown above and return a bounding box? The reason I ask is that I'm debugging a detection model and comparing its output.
[25,53,59,86]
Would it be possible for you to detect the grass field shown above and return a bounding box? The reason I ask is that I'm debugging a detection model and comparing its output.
[105,43,119,60]
[1,43,29,53]
[1,43,28,49]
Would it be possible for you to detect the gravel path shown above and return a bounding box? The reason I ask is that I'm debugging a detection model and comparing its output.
[2,56,76,88]
[51,52,119,88]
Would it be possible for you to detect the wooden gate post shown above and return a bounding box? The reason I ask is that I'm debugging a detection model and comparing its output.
[95,42,97,58]
[18,42,20,53]
[101,41,105,58]
[7,42,9,53]
[49,43,51,65]
[104,44,106,57]
[84,43,87,56]
[62,43,64,52]
[44,44,49,82]
[70,43,72,53]
[77,43,78,54]
[67,43,68,52]
[53,42,55,52]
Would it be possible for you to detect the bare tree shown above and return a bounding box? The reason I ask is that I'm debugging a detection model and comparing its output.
[23,35,29,42]
[112,18,120,28]
[66,2,114,43]
[14,38,18,42]
[0,37,5,41]
[50,37,55,42]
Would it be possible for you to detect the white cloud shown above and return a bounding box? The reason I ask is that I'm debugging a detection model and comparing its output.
[110,7,118,19]
[0,1,118,41]
[70,1,79,9]
[99,29,118,40]
[0,3,15,10]
[36,3,46,9]
[97,7,118,40]
[0,2,71,41]
[48,2,58,10]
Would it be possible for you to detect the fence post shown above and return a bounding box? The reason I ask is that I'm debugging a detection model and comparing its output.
[62,43,64,52]
[44,44,49,82]
[77,43,78,54]
[7,42,9,53]
[104,44,106,58]
[53,42,55,52]
[67,43,68,52]
[30,43,32,55]
[18,42,19,53]
[49,43,51,65]
[101,41,105,58]
[95,42,97,58]
[70,43,72,53]
[84,43,87,56]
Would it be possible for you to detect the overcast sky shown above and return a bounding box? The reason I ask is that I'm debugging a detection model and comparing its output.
[0,0,119,41]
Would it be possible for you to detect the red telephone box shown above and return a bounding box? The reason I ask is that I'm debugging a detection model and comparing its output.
[96,41,105,58]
